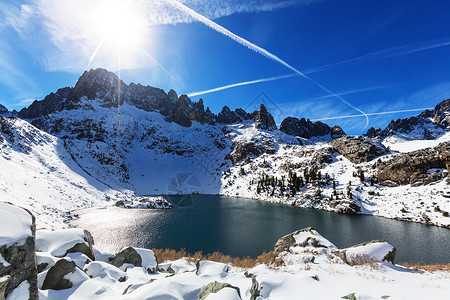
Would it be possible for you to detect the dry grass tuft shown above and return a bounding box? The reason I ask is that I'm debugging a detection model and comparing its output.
[152,248,281,268]
[402,263,450,273]
[347,254,379,269]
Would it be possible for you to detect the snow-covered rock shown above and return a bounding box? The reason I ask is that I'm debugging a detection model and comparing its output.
[340,240,396,264]
[0,202,38,300]
[36,228,94,260]
[41,259,89,290]
[115,196,172,209]
[84,261,126,282]
[196,261,229,277]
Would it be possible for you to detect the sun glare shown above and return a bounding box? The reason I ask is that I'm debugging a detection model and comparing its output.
[90,0,150,66]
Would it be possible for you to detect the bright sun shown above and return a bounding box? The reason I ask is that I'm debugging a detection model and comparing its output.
[91,0,150,64]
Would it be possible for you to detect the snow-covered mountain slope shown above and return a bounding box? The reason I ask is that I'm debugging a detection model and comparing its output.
[0,116,123,228]
[1,68,449,229]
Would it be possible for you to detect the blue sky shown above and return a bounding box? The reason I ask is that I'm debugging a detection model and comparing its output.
[1,0,450,134]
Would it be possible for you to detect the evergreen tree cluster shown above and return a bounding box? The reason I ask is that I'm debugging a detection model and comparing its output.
[255,166,332,198]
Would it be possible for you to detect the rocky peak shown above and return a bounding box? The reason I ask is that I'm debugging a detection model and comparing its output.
[0,104,8,113]
[217,106,242,124]
[430,98,450,129]
[73,68,126,107]
[365,127,382,138]
[254,104,277,131]
[234,108,253,121]
[330,125,346,139]
[168,89,178,103]
[279,117,331,138]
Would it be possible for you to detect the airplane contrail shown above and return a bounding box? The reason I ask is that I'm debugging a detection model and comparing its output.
[309,84,399,100]
[165,0,370,130]
[304,38,450,74]
[186,73,299,97]
[311,107,434,121]
[185,38,450,98]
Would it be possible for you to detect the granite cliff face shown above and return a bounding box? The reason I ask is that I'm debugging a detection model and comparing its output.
[331,136,388,164]
[376,142,450,187]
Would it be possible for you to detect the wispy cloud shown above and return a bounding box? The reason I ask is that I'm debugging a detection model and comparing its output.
[9,98,37,107]
[0,41,39,96]
[304,38,450,74]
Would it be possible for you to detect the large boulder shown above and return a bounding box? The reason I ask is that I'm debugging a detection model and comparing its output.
[36,228,95,261]
[331,136,388,164]
[274,227,336,253]
[0,202,38,300]
[109,247,142,269]
[335,240,396,264]
[376,142,450,186]
[135,248,158,273]
[41,259,89,290]
[254,104,277,131]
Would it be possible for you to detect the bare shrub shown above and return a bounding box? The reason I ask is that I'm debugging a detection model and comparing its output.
[152,248,282,268]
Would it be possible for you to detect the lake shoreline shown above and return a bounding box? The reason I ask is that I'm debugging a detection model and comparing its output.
[71,195,450,265]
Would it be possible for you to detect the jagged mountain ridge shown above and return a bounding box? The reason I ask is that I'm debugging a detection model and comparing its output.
[0,68,449,229]
[365,99,450,140]
[18,68,345,139]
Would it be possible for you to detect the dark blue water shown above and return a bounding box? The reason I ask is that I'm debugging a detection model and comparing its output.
[74,195,450,264]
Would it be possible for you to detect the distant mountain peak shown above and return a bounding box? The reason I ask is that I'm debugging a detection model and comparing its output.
[367,98,450,140]
[0,104,8,113]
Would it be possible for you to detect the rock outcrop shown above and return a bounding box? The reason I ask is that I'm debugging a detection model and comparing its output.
[279,117,332,138]
[254,104,277,131]
[0,202,38,300]
[331,136,388,164]
[229,138,276,164]
[376,142,450,186]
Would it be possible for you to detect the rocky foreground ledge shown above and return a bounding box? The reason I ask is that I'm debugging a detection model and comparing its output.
[1,202,449,300]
